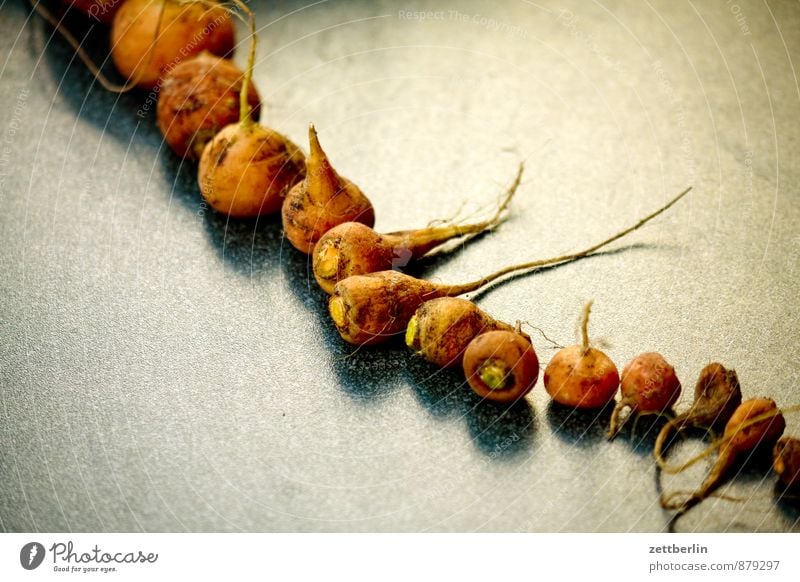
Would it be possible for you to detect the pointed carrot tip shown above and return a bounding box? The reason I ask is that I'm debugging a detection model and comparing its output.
[308,124,324,157]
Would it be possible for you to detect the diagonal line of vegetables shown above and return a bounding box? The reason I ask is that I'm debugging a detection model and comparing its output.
[36,0,800,528]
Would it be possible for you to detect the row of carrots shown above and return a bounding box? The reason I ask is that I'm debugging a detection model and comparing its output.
[49,0,799,525]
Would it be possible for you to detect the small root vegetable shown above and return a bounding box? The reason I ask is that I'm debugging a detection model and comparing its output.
[654,362,742,463]
[607,352,681,440]
[157,52,261,159]
[312,165,523,294]
[405,297,522,368]
[329,271,445,346]
[463,330,539,403]
[198,122,305,218]
[197,3,305,218]
[62,0,121,24]
[281,125,375,254]
[660,398,786,515]
[112,0,235,89]
[328,186,691,346]
[773,437,800,490]
[543,301,620,409]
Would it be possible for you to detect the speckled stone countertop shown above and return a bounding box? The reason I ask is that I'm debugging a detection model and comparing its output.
[1,0,798,532]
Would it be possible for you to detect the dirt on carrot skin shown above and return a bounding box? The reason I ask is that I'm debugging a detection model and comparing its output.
[198,122,305,217]
[328,271,446,346]
[608,352,681,440]
[157,53,261,159]
[463,330,539,403]
[282,124,375,255]
[406,297,522,368]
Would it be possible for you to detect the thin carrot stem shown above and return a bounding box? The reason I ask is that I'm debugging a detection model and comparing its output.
[393,163,524,255]
[469,162,522,228]
[656,404,800,474]
[580,300,592,354]
[464,162,522,230]
[608,396,633,441]
[229,0,256,126]
[661,485,743,511]
[444,186,692,296]
[521,322,564,349]
[658,436,722,475]
[447,186,692,295]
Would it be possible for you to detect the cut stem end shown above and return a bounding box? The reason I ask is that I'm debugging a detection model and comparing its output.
[329,297,347,328]
[315,243,340,280]
[405,315,420,349]
[478,360,511,391]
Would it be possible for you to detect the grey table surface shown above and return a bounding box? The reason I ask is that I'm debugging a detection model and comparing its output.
[1,0,799,533]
